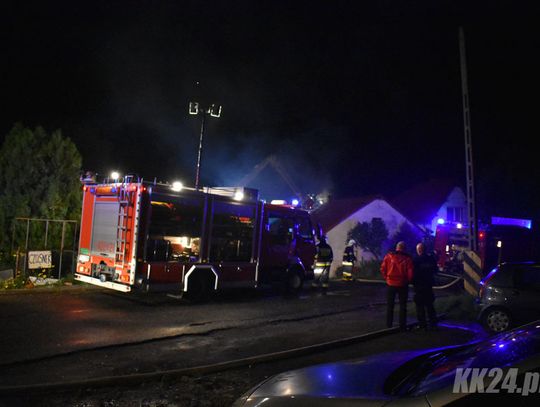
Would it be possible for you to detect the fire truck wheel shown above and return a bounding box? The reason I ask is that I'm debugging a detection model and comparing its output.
[284,268,304,295]
[184,273,213,302]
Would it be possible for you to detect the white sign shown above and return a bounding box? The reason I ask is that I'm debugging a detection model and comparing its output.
[28,251,52,269]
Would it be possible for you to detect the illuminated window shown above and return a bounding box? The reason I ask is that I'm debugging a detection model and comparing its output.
[146,197,204,262]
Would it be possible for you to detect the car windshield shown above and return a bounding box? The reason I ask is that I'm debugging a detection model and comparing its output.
[386,323,540,397]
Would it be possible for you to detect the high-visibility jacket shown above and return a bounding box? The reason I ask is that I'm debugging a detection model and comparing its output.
[342,245,356,265]
[315,242,333,266]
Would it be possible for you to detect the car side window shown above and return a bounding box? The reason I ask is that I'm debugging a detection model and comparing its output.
[513,266,540,290]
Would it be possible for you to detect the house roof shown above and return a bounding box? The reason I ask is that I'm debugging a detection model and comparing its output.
[310,195,381,232]
[391,178,459,224]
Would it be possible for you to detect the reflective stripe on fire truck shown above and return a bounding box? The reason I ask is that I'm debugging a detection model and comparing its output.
[183,265,219,292]
[74,274,131,292]
[462,250,482,296]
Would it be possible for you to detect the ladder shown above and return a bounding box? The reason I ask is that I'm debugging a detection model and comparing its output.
[114,175,135,271]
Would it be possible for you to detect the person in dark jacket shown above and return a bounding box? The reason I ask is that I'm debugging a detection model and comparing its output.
[380,241,414,331]
[412,242,438,330]
[312,235,334,289]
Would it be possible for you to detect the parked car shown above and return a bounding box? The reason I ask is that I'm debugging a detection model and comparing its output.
[233,321,540,406]
[477,261,540,333]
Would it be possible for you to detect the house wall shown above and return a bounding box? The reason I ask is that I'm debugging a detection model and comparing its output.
[325,199,420,277]
[430,187,468,233]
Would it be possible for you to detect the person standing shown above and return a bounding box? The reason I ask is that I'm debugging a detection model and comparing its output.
[312,235,333,289]
[342,239,357,281]
[380,241,414,331]
[412,242,438,330]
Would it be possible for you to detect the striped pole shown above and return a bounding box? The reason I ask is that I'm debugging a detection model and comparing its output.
[462,250,482,296]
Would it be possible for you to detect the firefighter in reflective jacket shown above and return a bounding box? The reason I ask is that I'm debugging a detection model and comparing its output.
[312,235,333,289]
[342,239,357,281]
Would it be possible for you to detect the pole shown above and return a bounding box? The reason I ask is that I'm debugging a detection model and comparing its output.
[24,219,30,276]
[195,111,206,190]
[459,26,478,253]
[44,220,49,248]
[72,221,78,275]
[59,221,66,279]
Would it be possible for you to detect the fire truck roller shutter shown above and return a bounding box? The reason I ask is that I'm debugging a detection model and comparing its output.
[183,265,219,301]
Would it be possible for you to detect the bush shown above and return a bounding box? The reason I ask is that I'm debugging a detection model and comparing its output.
[0,274,27,289]
[357,259,384,280]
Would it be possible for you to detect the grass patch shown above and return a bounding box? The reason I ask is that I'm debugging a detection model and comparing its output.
[0,270,79,291]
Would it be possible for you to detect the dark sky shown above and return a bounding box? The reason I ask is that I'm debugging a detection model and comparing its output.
[1,1,539,220]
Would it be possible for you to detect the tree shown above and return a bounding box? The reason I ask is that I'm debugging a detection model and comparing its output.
[347,218,389,260]
[0,123,82,262]
[391,221,424,255]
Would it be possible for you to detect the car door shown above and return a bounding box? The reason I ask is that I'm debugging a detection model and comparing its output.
[295,214,316,273]
[511,265,540,324]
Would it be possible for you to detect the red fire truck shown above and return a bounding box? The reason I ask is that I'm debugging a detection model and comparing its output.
[75,176,317,299]
[433,217,535,274]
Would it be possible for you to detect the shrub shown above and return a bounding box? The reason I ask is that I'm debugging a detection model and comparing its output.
[357,259,383,280]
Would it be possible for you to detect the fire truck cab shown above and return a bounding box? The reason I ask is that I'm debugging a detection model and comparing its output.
[75,177,317,299]
[433,217,535,274]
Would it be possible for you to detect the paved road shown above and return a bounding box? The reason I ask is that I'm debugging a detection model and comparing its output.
[0,281,388,365]
[0,280,479,394]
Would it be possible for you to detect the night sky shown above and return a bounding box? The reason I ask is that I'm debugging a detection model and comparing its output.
[2,1,539,220]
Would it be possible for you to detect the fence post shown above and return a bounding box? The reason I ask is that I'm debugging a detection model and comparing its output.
[71,221,78,275]
[58,221,66,279]
[44,220,49,248]
[23,219,30,277]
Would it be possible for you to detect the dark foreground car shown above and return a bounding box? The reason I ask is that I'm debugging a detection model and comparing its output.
[233,321,540,406]
[477,262,540,333]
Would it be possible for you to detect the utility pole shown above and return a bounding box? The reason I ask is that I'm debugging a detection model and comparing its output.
[189,101,222,190]
[459,26,478,252]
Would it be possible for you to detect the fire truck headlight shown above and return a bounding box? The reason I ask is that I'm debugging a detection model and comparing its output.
[78,254,90,263]
[171,181,183,192]
[234,190,244,201]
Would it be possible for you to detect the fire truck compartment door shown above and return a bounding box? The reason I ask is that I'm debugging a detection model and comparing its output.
[91,201,120,258]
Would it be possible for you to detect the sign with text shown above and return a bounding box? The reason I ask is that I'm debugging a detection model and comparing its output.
[28,251,53,269]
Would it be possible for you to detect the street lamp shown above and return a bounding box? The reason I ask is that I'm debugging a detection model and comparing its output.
[189,101,222,190]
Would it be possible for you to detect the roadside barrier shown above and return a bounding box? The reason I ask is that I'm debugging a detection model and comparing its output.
[462,250,482,296]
